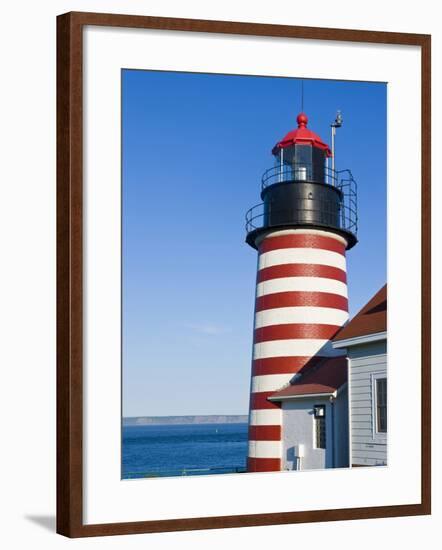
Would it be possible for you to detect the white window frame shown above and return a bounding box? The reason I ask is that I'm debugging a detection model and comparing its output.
[371,372,387,442]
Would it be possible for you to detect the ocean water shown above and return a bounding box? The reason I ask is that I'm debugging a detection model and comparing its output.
[122,423,248,479]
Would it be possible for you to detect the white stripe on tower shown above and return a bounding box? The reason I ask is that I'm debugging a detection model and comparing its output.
[258,248,346,271]
[247,229,349,473]
[255,307,349,328]
[256,276,348,298]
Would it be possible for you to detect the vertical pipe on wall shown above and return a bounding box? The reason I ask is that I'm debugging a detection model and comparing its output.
[330,397,335,468]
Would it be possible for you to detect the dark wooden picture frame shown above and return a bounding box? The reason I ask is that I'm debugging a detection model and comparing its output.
[57,11,431,538]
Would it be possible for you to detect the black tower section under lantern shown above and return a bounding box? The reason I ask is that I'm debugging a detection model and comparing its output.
[245,113,358,250]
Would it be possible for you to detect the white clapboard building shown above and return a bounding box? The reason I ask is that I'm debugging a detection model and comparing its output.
[246,284,387,472]
[333,285,387,467]
[268,355,350,471]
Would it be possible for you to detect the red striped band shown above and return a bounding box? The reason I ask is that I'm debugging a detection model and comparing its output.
[249,425,281,441]
[257,263,347,283]
[252,356,325,376]
[254,323,342,343]
[259,233,346,256]
[250,391,281,410]
[247,457,281,472]
[255,291,348,313]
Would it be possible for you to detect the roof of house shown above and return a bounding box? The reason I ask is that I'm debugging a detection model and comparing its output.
[269,356,347,400]
[333,284,387,342]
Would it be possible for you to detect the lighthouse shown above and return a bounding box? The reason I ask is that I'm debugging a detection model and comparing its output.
[245,112,358,473]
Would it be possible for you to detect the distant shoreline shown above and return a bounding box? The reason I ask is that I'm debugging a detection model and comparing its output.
[123,415,248,426]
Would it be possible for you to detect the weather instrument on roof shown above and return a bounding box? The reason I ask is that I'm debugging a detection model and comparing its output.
[331,110,343,172]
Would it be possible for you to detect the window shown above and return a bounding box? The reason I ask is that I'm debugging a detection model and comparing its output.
[375,377,387,433]
[315,416,326,449]
[314,405,326,449]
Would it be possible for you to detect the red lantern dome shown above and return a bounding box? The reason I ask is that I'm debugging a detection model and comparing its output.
[272,113,332,157]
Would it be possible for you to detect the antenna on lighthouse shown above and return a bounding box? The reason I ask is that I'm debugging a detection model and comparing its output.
[300,80,304,112]
[331,110,343,174]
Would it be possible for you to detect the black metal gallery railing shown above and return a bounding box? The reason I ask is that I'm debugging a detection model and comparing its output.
[246,168,358,237]
[261,163,339,190]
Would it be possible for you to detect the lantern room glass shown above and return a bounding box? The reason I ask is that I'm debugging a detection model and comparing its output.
[273,144,327,184]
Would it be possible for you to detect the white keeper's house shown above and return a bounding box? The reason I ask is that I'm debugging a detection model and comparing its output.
[247,284,387,473]
[268,355,350,471]
[333,285,387,467]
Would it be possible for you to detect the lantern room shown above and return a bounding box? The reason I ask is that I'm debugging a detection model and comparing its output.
[245,112,358,250]
[271,112,332,185]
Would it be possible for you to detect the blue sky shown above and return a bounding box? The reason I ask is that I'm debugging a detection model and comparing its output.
[122,70,386,417]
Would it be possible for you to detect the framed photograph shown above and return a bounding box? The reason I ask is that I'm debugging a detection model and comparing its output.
[57,11,431,537]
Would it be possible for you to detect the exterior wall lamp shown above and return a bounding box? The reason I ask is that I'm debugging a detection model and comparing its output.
[313,404,326,419]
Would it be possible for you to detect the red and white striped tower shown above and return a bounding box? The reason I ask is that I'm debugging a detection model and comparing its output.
[245,113,358,472]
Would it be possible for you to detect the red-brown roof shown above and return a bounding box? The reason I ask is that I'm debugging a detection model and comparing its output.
[333,284,387,342]
[269,356,347,400]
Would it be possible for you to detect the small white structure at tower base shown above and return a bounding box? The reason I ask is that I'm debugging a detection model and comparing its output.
[269,356,349,471]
